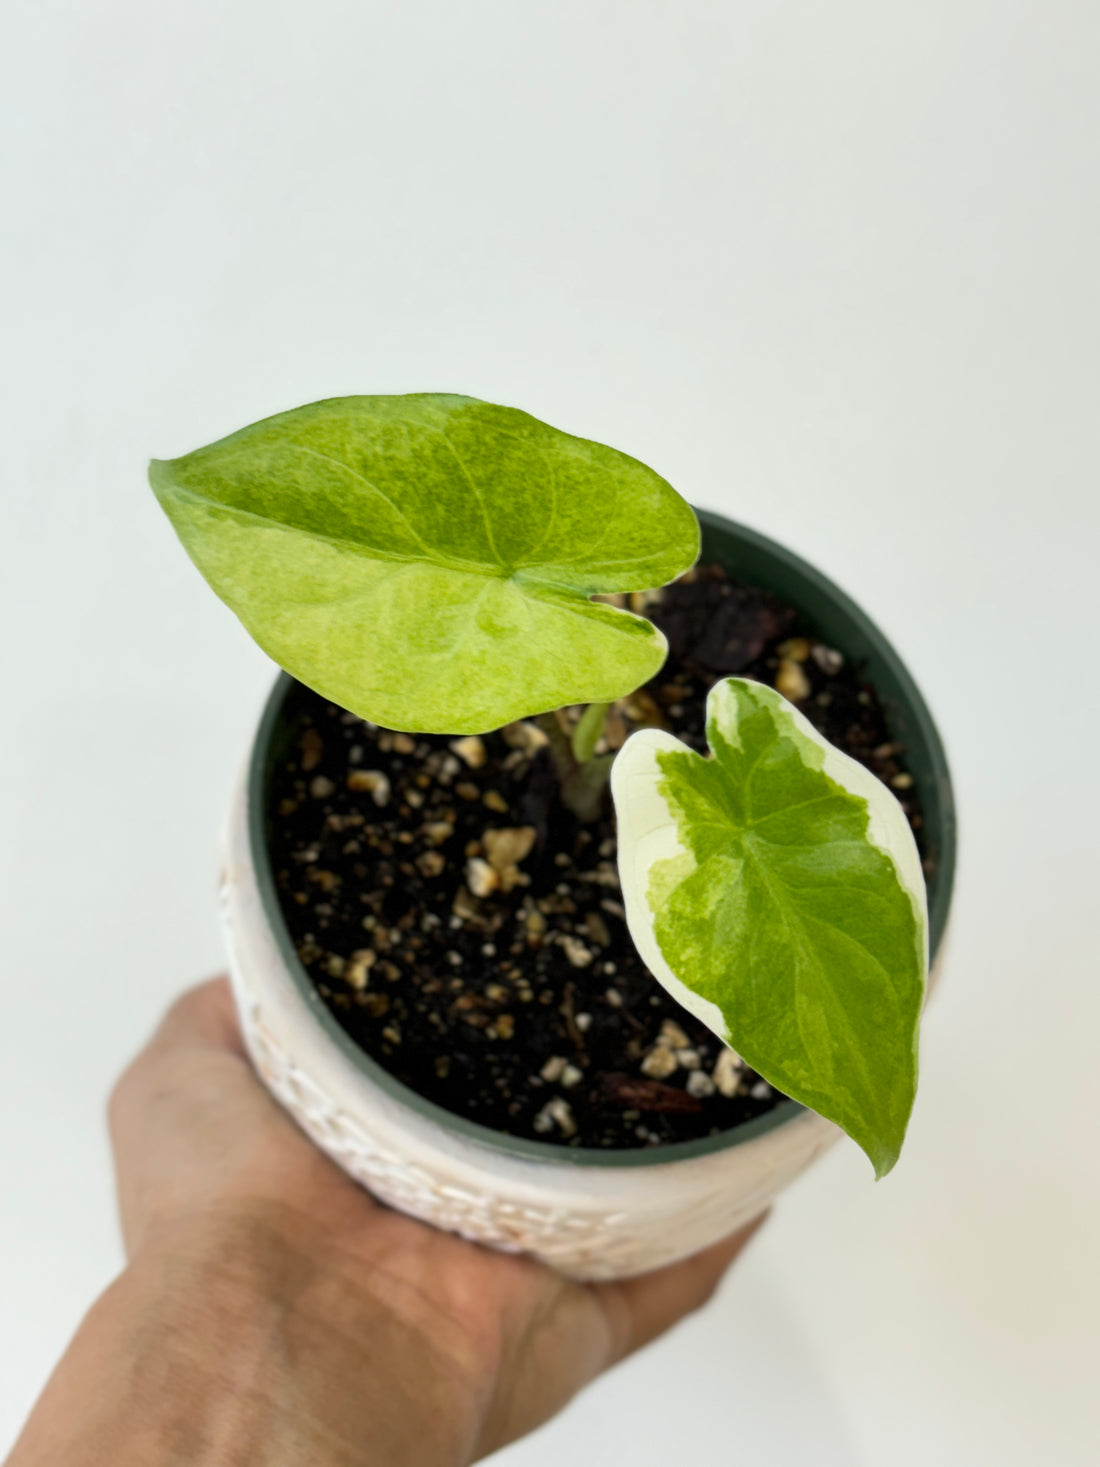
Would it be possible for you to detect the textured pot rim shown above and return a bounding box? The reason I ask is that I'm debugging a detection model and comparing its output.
[246,508,957,1170]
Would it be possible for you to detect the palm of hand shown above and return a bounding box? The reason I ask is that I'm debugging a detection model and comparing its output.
[109,980,759,1465]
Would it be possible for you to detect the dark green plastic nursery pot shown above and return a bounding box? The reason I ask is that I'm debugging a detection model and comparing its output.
[247,509,957,1167]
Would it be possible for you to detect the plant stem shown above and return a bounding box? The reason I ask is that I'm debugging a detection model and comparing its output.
[533,711,574,781]
[561,753,616,823]
[534,707,616,821]
[571,702,610,764]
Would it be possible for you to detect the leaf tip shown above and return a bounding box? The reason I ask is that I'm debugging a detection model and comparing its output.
[147,457,175,497]
[858,1126,905,1180]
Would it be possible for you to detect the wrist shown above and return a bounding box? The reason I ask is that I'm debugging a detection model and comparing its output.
[132,1201,484,1467]
[11,1202,481,1467]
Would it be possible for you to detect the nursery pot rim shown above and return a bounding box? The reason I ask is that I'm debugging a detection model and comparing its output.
[246,508,956,1170]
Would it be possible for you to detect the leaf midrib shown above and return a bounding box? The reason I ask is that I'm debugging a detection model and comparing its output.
[162,480,509,578]
[739,828,885,1093]
[161,481,675,595]
[673,769,888,1100]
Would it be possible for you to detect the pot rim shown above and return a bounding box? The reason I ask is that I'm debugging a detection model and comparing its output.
[245,508,956,1170]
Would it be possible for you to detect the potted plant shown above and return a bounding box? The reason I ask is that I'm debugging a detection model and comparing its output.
[151,393,955,1281]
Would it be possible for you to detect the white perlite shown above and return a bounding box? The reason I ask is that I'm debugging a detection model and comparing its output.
[641,1045,678,1079]
[533,1097,576,1138]
[712,1047,744,1098]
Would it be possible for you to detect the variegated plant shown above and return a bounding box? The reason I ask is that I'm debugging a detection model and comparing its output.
[612,679,927,1175]
[150,394,699,733]
[152,393,927,1173]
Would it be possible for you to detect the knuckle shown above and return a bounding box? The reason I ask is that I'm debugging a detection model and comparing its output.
[163,980,211,1029]
[161,976,237,1046]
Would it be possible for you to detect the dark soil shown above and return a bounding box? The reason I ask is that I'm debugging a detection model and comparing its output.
[266,564,927,1150]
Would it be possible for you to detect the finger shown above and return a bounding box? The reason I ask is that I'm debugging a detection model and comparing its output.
[592,1211,769,1364]
[147,975,247,1059]
[107,977,248,1172]
[107,978,294,1251]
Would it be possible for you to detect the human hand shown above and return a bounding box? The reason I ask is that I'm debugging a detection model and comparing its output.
[9,978,765,1467]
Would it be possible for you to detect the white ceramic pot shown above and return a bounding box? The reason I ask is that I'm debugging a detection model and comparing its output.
[223,772,850,1280]
[218,511,956,1283]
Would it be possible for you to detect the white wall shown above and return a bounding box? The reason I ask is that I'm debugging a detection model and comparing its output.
[2,3,1097,1461]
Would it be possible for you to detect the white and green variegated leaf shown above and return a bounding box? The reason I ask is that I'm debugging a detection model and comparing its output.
[150,395,699,733]
[612,677,928,1177]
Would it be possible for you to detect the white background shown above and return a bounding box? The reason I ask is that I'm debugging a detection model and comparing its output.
[2,2,1098,1461]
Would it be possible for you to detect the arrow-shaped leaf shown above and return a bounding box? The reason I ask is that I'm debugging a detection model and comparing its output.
[612,677,928,1176]
[150,394,699,733]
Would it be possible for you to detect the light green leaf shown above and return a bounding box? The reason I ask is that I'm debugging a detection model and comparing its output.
[612,677,928,1177]
[150,394,699,733]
